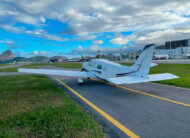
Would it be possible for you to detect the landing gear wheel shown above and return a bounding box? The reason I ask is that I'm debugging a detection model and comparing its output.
[78,78,84,84]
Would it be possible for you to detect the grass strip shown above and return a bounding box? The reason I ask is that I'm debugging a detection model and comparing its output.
[0,75,104,137]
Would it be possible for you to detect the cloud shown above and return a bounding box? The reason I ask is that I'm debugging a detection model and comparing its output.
[93,40,103,44]
[0,0,190,37]
[33,51,39,55]
[71,23,190,55]
[110,33,136,45]
[133,24,190,45]
[26,29,68,41]
[105,35,112,39]
[60,0,190,35]
[17,0,56,14]
[0,0,190,47]
[33,50,47,55]
[71,44,143,55]
[0,39,25,49]
[0,40,21,49]
[0,23,67,42]
[107,24,190,52]
[15,50,56,57]
[0,24,23,33]
[72,45,120,55]
[110,23,190,48]
[15,15,40,25]
[0,40,15,46]
[110,37,129,45]
[73,34,97,41]
[40,16,46,23]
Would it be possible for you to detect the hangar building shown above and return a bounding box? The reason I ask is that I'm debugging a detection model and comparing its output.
[154,39,190,59]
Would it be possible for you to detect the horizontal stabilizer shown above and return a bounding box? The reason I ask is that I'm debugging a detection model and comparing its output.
[106,73,178,84]
[18,68,96,78]
[150,63,158,67]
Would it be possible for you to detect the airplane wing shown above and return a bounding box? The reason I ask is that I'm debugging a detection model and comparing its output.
[106,73,178,84]
[150,63,158,67]
[18,68,97,78]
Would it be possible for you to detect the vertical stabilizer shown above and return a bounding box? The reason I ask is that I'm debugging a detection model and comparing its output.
[131,44,155,78]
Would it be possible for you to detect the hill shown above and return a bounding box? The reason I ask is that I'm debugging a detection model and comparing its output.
[0,50,14,62]
[28,56,50,63]
[0,50,65,63]
[50,56,67,62]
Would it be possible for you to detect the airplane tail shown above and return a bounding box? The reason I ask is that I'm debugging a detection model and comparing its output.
[131,44,155,78]
[106,44,179,84]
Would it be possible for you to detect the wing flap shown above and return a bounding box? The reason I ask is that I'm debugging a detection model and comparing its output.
[106,73,178,84]
[18,68,96,78]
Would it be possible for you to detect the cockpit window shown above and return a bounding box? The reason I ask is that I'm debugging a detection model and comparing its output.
[97,64,102,70]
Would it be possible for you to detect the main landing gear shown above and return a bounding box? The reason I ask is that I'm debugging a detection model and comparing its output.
[78,78,84,84]
[78,69,90,84]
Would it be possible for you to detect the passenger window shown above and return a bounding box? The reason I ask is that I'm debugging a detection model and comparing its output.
[88,61,96,68]
[97,65,102,70]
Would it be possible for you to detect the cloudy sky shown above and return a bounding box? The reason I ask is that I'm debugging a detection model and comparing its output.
[0,0,190,57]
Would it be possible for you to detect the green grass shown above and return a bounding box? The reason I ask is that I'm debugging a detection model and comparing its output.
[120,63,133,66]
[19,62,82,69]
[122,63,190,89]
[53,62,82,68]
[149,64,190,89]
[0,75,104,137]
[0,65,39,72]
[28,63,82,68]
[1,62,190,89]
[0,63,82,72]
[0,64,9,67]
[0,67,20,72]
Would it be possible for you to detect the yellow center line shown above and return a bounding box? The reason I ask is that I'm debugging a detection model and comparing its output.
[148,82,190,91]
[56,78,139,138]
[91,78,190,108]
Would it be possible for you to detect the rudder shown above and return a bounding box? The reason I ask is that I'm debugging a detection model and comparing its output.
[131,44,155,78]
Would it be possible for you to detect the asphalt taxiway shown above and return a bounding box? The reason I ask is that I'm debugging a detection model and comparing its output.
[50,76,190,138]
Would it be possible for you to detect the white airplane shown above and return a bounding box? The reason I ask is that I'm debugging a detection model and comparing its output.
[154,54,169,60]
[182,53,190,59]
[18,44,178,84]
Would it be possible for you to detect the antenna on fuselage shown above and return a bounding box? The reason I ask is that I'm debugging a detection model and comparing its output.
[96,50,101,59]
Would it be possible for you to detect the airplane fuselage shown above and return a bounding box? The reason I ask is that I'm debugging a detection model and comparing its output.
[82,59,133,79]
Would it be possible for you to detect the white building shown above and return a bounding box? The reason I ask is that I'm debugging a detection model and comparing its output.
[154,39,190,59]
